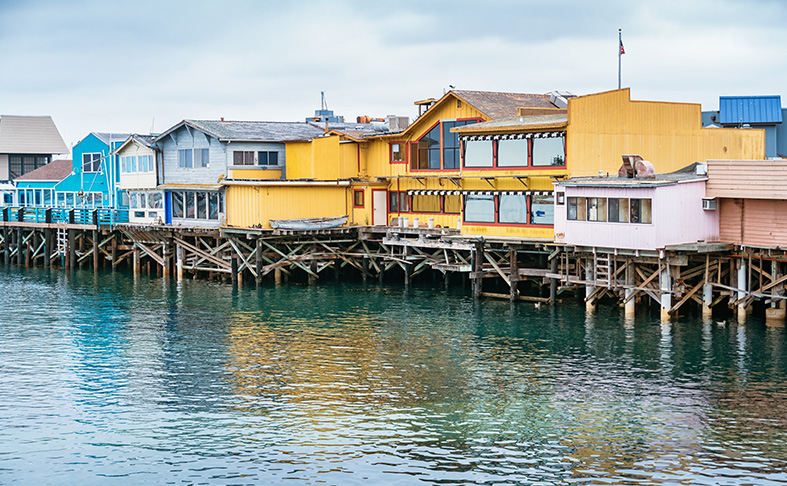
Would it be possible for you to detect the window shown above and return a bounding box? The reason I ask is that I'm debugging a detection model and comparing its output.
[608,198,629,223]
[630,198,652,224]
[390,143,406,163]
[8,155,51,180]
[568,196,651,224]
[179,148,209,168]
[353,190,364,208]
[464,195,496,223]
[497,139,529,167]
[82,153,101,173]
[567,197,586,221]
[532,137,565,167]
[587,198,607,222]
[464,140,493,168]
[411,119,480,170]
[389,191,400,212]
[168,190,223,220]
[443,195,461,214]
[233,151,255,165]
[399,192,410,212]
[530,194,554,225]
[258,151,279,166]
[178,149,192,168]
[411,195,441,213]
[499,194,528,224]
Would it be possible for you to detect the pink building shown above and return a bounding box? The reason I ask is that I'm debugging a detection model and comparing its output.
[553,162,719,250]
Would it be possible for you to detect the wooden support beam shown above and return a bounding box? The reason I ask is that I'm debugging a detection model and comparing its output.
[480,292,550,303]
[669,280,704,315]
[175,237,231,270]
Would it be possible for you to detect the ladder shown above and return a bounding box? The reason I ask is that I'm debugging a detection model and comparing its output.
[56,228,68,256]
[595,254,611,286]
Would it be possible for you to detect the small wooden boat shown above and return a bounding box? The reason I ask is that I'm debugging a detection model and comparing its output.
[269,215,349,230]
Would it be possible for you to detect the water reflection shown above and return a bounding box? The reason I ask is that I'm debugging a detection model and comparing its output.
[0,267,786,484]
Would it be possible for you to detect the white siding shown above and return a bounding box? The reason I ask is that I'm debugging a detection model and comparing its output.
[117,140,157,190]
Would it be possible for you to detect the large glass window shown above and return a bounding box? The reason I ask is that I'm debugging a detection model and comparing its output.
[567,197,586,221]
[389,192,399,212]
[463,140,493,168]
[464,195,495,223]
[197,192,207,219]
[82,153,101,173]
[499,194,528,224]
[497,139,529,167]
[412,120,479,170]
[530,194,554,225]
[532,137,565,167]
[171,190,221,220]
[587,197,607,222]
[209,193,219,220]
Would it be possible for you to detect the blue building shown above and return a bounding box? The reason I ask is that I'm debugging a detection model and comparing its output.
[702,95,786,158]
[55,132,130,208]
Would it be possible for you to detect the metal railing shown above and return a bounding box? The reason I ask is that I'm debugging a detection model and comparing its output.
[0,206,129,226]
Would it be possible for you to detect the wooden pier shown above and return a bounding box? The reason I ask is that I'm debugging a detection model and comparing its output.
[1,217,783,322]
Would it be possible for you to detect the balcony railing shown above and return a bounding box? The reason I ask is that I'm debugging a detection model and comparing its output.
[0,206,129,226]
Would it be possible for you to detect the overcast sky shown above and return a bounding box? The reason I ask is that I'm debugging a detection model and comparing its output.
[1,0,785,148]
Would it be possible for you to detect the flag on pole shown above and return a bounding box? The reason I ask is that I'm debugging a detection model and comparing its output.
[619,38,625,55]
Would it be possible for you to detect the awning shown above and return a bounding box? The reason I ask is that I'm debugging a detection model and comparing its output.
[460,131,564,142]
[408,190,552,196]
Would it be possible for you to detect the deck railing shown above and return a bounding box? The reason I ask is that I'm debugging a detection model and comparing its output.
[0,206,129,226]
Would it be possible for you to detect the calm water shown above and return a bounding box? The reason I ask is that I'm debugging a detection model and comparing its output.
[1,267,786,485]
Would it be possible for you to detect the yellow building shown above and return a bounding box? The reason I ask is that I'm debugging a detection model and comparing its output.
[222,88,764,235]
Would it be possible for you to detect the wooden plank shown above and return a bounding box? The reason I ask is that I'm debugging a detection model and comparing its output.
[174,237,230,270]
[480,292,550,303]
[669,280,704,315]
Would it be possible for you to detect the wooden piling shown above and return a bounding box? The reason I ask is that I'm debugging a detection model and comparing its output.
[509,248,518,301]
[67,229,76,270]
[231,257,238,285]
[255,239,263,286]
[549,255,558,304]
[2,226,8,266]
[43,228,51,268]
[472,240,484,299]
[92,230,99,272]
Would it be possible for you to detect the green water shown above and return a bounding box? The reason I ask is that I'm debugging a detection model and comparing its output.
[1,266,786,485]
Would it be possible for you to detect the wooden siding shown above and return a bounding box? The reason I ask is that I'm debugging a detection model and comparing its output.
[719,198,787,247]
[225,185,350,228]
[229,168,282,179]
[566,89,765,177]
[707,159,787,200]
[286,137,359,181]
[160,127,224,185]
[117,140,157,190]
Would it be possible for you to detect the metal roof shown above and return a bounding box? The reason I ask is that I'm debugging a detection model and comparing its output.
[719,96,782,125]
[0,115,69,154]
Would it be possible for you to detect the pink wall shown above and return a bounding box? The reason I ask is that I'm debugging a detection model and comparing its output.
[553,180,718,250]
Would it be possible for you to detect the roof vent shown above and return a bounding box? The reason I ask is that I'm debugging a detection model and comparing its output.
[619,154,655,178]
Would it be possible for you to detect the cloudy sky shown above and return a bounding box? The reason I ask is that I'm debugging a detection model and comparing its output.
[1,0,785,148]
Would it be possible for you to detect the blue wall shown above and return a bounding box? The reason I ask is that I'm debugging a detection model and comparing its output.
[56,133,127,208]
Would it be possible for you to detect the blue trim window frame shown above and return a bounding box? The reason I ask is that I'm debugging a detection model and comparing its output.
[82,153,102,173]
[171,190,222,220]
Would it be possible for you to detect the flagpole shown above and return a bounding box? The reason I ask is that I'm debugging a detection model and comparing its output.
[618,29,622,89]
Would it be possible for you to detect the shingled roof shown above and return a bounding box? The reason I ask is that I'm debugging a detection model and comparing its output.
[158,120,326,143]
[452,90,555,120]
[14,159,73,182]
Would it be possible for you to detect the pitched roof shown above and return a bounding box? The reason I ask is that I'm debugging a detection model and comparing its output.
[113,134,155,154]
[14,159,73,182]
[90,132,132,145]
[0,115,69,154]
[158,120,326,142]
[452,90,555,120]
[719,96,783,125]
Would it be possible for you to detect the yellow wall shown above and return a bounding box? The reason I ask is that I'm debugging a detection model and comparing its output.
[225,184,350,228]
[229,168,282,179]
[567,89,765,176]
[286,137,360,181]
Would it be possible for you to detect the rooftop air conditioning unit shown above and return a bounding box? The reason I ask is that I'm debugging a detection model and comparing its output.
[387,115,410,132]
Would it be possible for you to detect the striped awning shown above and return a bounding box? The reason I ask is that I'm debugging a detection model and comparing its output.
[460,132,564,142]
[408,190,553,196]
